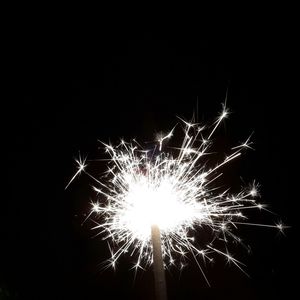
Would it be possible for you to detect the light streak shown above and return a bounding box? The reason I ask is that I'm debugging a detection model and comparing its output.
[67,103,287,284]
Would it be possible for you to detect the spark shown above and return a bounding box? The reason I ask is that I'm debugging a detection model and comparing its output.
[67,103,287,284]
[232,133,255,151]
[65,154,87,190]
[157,127,176,151]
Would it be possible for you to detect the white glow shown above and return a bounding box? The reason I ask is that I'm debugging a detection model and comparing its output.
[115,177,203,239]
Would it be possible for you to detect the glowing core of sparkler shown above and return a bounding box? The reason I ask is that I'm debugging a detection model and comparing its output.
[107,175,206,239]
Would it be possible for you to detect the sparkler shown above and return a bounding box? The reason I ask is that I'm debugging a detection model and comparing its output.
[67,103,286,297]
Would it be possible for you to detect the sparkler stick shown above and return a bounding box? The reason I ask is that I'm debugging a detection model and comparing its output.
[151,224,167,300]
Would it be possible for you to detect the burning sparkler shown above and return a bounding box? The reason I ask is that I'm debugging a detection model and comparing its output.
[67,103,286,297]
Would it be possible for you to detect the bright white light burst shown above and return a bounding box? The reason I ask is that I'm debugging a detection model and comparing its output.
[67,104,286,284]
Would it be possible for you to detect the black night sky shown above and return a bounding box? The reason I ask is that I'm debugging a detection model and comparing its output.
[2,17,296,300]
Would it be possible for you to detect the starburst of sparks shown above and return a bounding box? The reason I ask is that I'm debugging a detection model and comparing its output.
[67,104,286,285]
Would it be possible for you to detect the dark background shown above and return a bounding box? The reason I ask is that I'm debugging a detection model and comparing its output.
[2,15,296,300]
